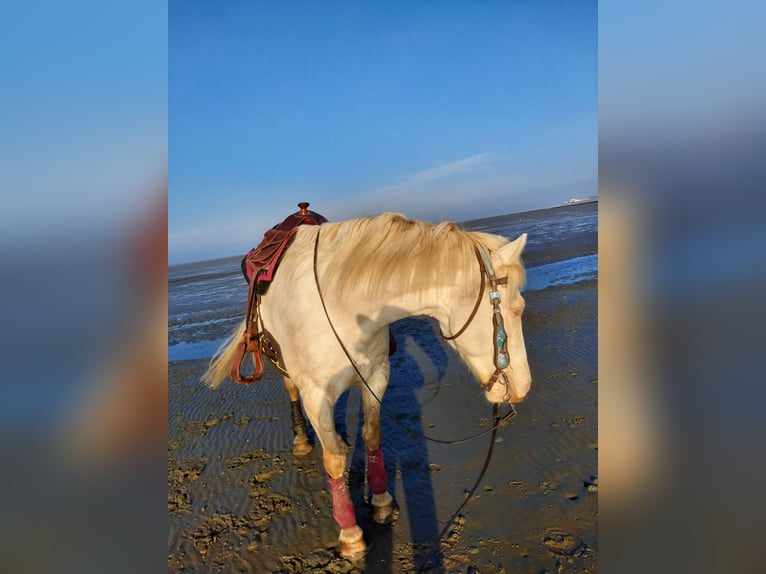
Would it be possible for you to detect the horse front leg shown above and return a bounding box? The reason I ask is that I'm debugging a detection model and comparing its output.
[282,376,312,456]
[361,368,395,524]
[302,391,365,557]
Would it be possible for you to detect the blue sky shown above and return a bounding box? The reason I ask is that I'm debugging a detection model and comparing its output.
[169,0,597,264]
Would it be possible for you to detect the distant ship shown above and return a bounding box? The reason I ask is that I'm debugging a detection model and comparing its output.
[561,196,598,206]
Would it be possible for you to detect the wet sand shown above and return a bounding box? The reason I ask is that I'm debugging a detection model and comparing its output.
[168,246,597,572]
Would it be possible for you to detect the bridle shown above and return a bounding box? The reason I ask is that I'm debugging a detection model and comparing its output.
[441,245,514,403]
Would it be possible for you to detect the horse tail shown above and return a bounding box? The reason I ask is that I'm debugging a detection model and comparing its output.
[201,319,246,388]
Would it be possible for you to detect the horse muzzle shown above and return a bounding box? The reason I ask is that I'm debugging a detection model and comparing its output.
[484,369,531,404]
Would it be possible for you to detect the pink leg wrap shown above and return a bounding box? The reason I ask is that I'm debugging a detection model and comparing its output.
[328,477,357,529]
[366,447,388,495]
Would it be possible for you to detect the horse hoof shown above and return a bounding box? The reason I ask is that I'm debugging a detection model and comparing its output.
[292,435,312,456]
[372,502,395,524]
[371,492,395,524]
[339,525,366,558]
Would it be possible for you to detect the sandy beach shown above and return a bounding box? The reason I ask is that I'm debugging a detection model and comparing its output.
[168,226,597,573]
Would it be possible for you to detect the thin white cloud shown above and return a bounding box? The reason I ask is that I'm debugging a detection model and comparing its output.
[406,153,493,184]
[326,153,597,225]
[329,153,496,219]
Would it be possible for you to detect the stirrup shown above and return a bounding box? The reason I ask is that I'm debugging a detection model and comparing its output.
[230,333,265,384]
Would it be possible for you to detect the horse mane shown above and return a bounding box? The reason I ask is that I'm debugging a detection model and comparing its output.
[318,212,525,298]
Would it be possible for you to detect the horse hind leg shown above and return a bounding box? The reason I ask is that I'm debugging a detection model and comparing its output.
[290,400,312,455]
[283,377,312,456]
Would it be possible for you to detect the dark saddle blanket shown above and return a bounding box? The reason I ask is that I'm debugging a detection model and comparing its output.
[241,202,328,286]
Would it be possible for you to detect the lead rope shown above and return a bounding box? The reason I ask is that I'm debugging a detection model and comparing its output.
[312,228,514,570]
[416,403,501,573]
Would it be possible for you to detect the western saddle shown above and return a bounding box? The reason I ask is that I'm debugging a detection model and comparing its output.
[232,202,327,383]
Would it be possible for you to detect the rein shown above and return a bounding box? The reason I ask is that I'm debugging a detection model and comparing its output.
[312,226,517,571]
[312,227,516,446]
[440,269,485,341]
[416,403,502,573]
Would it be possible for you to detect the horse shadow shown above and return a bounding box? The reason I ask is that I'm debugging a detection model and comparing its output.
[334,316,450,573]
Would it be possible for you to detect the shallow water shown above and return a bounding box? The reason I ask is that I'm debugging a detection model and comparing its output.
[524,254,598,292]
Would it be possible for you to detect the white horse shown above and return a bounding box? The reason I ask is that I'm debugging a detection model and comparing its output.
[203,212,531,557]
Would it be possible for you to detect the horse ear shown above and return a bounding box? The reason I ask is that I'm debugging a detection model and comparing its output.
[497,233,527,264]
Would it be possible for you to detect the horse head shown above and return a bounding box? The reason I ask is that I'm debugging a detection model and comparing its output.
[445,233,532,405]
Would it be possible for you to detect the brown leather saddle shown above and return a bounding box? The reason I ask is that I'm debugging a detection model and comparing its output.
[231,202,327,383]
[231,202,397,384]
[240,202,328,286]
